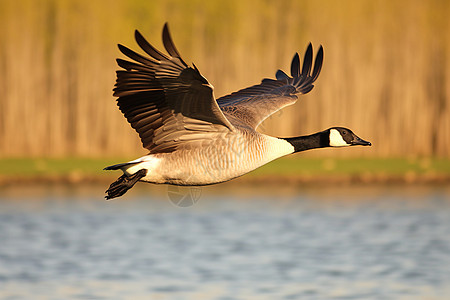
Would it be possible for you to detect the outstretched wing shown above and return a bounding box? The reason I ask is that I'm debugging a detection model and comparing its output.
[114,23,234,154]
[218,44,323,129]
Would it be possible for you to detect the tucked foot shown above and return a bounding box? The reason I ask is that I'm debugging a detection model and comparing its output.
[105,169,147,200]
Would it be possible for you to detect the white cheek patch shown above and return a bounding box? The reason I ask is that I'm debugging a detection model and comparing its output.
[329,129,351,147]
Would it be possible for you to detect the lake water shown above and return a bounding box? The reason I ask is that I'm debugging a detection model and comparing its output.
[0,183,449,300]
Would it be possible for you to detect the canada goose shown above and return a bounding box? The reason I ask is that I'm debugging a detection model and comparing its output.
[104,23,371,199]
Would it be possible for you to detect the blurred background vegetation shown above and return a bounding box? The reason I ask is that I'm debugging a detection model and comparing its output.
[0,0,449,161]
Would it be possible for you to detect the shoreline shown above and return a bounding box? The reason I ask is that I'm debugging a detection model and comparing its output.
[1,173,448,186]
[1,157,449,187]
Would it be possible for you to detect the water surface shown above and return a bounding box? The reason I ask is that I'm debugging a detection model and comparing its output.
[0,184,449,299]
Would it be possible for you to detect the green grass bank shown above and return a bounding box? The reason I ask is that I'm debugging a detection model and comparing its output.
[0,157,449,184]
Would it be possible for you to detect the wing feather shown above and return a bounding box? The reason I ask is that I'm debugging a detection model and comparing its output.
[162,23,187,66]
[134,29,170,61]
[290,53,300,78]
[218,44,324,129]
[114,24,234,153]
[300,43,313,76]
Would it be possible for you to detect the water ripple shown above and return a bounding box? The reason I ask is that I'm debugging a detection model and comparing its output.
[0,185,449,299]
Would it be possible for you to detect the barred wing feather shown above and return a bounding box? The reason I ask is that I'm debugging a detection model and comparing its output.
[218,44,323,129]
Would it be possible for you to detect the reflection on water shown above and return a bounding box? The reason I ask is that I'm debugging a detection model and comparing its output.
[0,183,449,299]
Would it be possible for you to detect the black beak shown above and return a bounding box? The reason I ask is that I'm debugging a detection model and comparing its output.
[351,136,372,146]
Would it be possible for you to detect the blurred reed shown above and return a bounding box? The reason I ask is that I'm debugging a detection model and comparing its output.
[0,0,449,158]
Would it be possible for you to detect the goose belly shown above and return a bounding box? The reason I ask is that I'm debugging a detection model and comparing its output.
[142,134,294,185]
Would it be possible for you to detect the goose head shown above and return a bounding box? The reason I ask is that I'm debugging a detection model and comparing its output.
[328,127,371,147]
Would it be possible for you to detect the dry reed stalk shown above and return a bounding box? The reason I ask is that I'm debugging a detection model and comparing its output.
[0,0,448,158]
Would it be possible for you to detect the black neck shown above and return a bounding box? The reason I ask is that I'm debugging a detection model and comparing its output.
[282,131,329,153]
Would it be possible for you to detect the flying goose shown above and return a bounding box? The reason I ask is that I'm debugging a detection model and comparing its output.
[104,23,371,199]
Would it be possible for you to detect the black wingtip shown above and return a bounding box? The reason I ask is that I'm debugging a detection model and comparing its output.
[290,52,300,78]
[163,22,169,32]
[301,43,313,76]
[276,69,290,81]
[311,45,324,81]
[281,43,324,95]
[162,23,169,39]
[117,44,127,54]
[161,22,187,66]
[134,28,169,61]
[134,29,142,41]
[134,29,145,47]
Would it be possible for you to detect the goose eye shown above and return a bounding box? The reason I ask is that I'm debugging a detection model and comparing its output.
[342,131,347,135]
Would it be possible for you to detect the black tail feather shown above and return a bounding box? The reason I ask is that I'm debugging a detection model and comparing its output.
[104,161,140,171]
[105,169,147,200]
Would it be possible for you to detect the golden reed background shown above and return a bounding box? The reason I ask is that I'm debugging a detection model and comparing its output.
[1,0,449,158]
